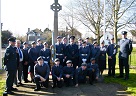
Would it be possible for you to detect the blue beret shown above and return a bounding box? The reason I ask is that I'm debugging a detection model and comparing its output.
[93,41,97,45]
[69,36,75,40]
[81,63,87,66]
[8,37,16,42]
[57,36,62,39]
[121,31,127,35]
[86,37,89,39]
[90,58,95,61]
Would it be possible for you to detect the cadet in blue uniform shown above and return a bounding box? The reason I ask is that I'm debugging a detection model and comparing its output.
[3,37,18,95]
[28,41,39,82]
[75,63,92,87]
[22,42,30,83]
[66,36,79,69]
[77,38,83,49]
[85,37,93,50]
[52,58,63,88]
[34,56,50,91]
[87,58,99,83]
[99,41,107,76]
[36,39,44,55]
[39,42,51,69]
[118,31,132,80]
[107,37,117,77]
[79,41,90,67]
[91,41,100,64]
[55,36,65,66]
[63,60,75,87]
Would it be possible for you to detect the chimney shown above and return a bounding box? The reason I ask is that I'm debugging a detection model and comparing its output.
[28,28,30,32]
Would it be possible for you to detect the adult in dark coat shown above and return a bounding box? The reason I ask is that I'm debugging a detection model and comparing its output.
[99,41,107,76]
[107,37,117,77]
[79,41,90,67]
[39,42,51,69]
[22,42,30,83]
[35,39,44,56]
[28,41,39,82]
[63,60,75,87]
[34,56,50,91]
[90,41,100,64]
[66,36,79,69]
[118,31,132,80]
[55,36,65,66]
[52,58,63,88]
[3,37,18,95]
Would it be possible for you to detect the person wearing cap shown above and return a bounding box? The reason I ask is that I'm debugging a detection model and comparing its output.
[77,38,83,49]
[75,63,91,87]
[28,41,39,82]
[91,41,100,64]
[118,31,132,80]
[106,37,117,77]
[52,58,63,88]
[55,36,65,66]
[87,58,99,83]
[3,37,18,95]
[22,41,30,83]
[63,60,75,87]
[99,41,107,76]
[79,41,90,67]
[85,37,93,50]
[36,38,44,56]
[66,36,79,69]
[34,56,50,91]
[39,42,51,70]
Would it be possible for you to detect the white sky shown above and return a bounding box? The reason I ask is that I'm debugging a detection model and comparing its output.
[1,0,70,36]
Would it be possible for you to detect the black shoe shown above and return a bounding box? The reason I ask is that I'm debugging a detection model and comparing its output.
[24,80,31,83]
[18,82,23,85]
[117,75,124,78]
[11,87,18,91]
[4,91,15,95]
[34,88,41,91]
[90,82,93,85]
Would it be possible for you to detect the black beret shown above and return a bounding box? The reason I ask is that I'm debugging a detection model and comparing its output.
[69,36,75,40]
[86,37,89,39]
[54,58,60,62]
[121,31,127,35]
[90,58,95,61]
[23,42,28,45]
[78,38,82,41]
[37,56,44,61]
[66,60,72,64]
[31,41,36,45]
[81,63,87,66]
[82,41,87,44]
[8,37,16,42]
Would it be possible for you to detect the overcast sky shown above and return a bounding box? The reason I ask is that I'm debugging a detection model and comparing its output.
[1,0,70,36]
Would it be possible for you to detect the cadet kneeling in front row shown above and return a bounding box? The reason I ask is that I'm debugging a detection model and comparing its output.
[52,58,63,88]
[34,56,50,91]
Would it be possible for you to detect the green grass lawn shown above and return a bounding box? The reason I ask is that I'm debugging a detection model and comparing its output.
[0,70,5,96]
[105,48,136,96]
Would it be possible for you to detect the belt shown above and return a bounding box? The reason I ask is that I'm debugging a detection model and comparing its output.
[56,54,63,56]
[81,54,87,56]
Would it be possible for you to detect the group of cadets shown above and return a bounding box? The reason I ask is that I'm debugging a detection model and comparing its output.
[3,31,132,94]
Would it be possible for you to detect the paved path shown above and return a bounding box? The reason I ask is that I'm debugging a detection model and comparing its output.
[1,70,130,96]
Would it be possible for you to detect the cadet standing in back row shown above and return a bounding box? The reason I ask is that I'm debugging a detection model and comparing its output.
[118,31,132,80]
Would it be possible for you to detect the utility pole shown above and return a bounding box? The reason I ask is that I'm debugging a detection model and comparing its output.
[0,0,2,69]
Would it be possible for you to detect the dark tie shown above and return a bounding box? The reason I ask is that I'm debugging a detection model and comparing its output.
[18,48,22,59]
